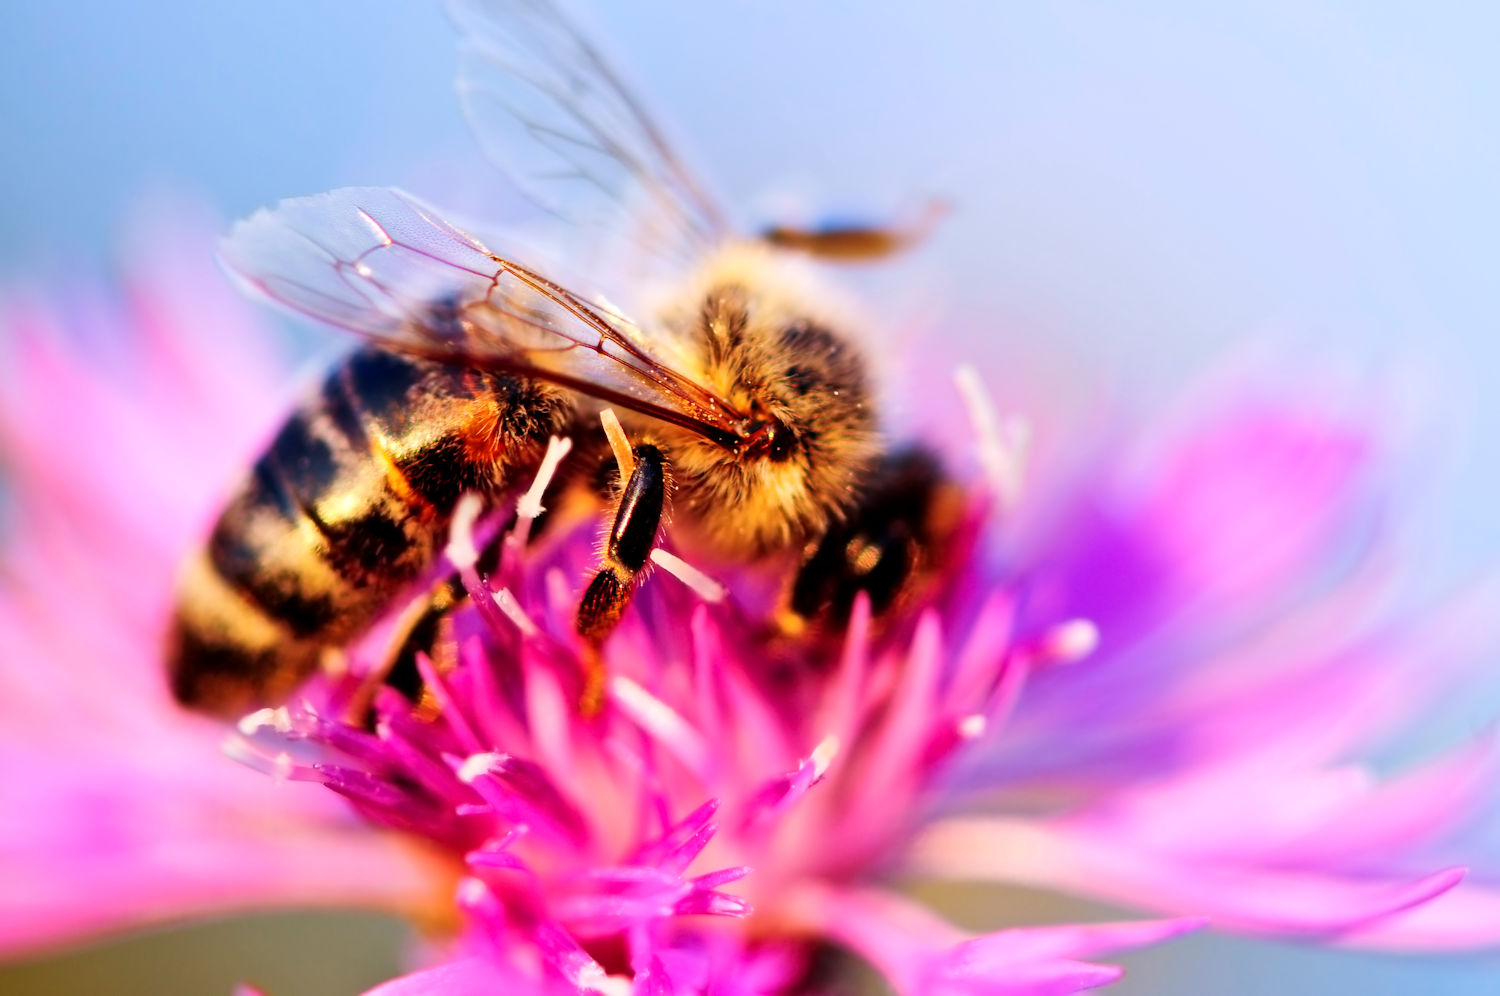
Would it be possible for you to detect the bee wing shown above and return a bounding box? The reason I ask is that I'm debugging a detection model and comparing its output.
[448,0,728,262]
[221,187,746,446]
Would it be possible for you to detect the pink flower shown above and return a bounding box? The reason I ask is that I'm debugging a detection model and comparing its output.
[2,203,1498,993]
[0,212,454,954]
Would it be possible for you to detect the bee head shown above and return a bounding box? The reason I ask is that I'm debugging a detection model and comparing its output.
[656,255,882,558]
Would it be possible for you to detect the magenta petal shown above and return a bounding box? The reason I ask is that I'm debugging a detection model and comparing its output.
[1135,406,1373,609]
[1270,737,1498,867]
[930,918,1209,995]
[458,753,590,845]
[912,818,1467,938]
[632,798,720,872]
[938,959,1124,996]
[630,954,675,996]
[0,741,443,955]
[816,887,1182,996]
[361,956,547,996]
[0,218,456,954]
[1337,880,1500,950]
[951,917,1208,964]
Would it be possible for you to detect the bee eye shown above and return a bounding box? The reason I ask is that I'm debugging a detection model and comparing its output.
[783,364,819,397]
[767,421,797,461]
[743,417,798,461]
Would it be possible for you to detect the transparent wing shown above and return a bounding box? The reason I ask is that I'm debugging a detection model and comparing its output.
[221,187,746,446]
[448,0,728,262]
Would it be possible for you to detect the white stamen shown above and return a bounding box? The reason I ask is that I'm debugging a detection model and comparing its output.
[457,751,505,784]
[598,408,634,478]
[650,548,726,603]
[954,365,1030,508]
[516,435,573,520]
[456,876,490,906]
[579,966,620,996]
[491,586,540,637]
[236,705,293,736]
[222,736,297,783]
[610,676,710,775]
[446,492,484,570]
[219,737,260,770]
[957,714,987,740]
[810,734,840,778]
[1045,618,1100,664]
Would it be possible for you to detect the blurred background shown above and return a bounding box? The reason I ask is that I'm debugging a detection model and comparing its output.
[1,0,1497,992]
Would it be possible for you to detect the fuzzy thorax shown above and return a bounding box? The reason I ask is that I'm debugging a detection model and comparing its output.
[641,245,881,558]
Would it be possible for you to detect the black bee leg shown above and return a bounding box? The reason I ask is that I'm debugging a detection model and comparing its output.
[346,532,504,726]
[378,576,465,710]
[785,448,960,634]
[759,201,948,262]
[576,443,667,713]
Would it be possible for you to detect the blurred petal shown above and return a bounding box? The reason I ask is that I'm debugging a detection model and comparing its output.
[0,209,447,954]
[809,886,1199,995]
[362,956,545,996]
[908,817,1465,938]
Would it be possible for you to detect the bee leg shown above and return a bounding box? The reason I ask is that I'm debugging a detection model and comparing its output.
[378,576,464,712]
[575,443,667,713]
[759,200,948,262]
[784,448,959,633]
[347,533,506,726]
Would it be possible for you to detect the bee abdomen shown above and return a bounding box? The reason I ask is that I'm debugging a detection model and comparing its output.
[169,346,572,715]
[167,550,324,712]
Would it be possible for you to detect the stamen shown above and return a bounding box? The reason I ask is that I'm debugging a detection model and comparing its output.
[457,751,505,784]
[954,365,1030,509]
[650,548,727,603]
[578,965,616,996]
[492,586,540,638]
[599,407,635,478]
[446,492,484,571]
[810,734,840,779]
[610,676,711,780]
[516,435,574,521]
[236,705,293,736]
[455,875,491,907]
[956,714,987,740]
[1042,618,1100,665]
[593,977,632,996]
[222,737,295,783]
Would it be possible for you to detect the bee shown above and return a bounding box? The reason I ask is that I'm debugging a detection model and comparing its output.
[167,0,959,717]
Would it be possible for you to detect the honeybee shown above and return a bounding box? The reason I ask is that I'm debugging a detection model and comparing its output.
[167,0,958,717]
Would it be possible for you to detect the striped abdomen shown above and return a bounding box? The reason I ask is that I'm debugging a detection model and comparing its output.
[168,346,572,715]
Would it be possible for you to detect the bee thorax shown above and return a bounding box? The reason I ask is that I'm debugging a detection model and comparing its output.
[650,260,883,558]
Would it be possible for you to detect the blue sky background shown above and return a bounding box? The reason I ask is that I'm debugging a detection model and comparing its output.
[2,1,1498,992]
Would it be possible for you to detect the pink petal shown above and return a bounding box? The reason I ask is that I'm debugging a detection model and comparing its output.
[909,817,1466,939]
[0,213,448,955]
[1338,880,1500,950]
[810,886,1191,995]
[0,742,448,955]
[361,956,546,996]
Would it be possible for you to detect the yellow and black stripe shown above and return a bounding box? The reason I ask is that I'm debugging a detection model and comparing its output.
[168,345,572,715]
